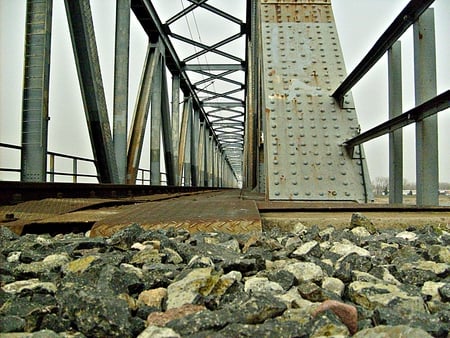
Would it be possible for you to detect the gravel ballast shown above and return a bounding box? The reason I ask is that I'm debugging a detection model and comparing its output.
[0,214,449,337]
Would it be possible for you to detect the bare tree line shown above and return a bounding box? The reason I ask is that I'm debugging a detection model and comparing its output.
[372,177,450,196]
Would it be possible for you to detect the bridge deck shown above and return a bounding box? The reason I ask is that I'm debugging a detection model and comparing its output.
[1,188,449,236]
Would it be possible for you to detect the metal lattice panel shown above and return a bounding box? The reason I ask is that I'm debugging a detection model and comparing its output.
[261,0,371,201]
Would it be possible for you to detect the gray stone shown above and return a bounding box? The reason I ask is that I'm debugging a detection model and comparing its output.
[1,223,448,337]
[348,280,427,312]
[350,213,376,233]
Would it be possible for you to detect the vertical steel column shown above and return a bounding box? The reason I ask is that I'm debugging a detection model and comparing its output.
[388,41,403,204]
[414,9,438,206]
[179,96,192,185]
[244,0,258,190]
[160,65,175,185]
[190,109,200,186]
[206,134,213,187]
[127,42,160,183]
[21,0,53,182]
[150,56,163,185]
[212,142,217,187]
[171,74,181,185]
[64,0,118,183]
[198,122,206,186]
[113,0,131,184]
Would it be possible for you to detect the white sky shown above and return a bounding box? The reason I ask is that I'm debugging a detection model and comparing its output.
[0,0,449,183]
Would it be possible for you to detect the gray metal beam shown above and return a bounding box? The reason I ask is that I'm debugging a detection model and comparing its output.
[190,109,200,186]
[150,56,163,185]
[179,96,192,185]
[414,9,439,206]
[127,42,161,184]
[172,73,181,185]
[332,0,434,105]
[388,41,403,204]
[160,64,175,185]
[21,0,53,182]
[65,0,118,183]
[343,90,449,150]
[113,0,131,184]
[184,64,245,72]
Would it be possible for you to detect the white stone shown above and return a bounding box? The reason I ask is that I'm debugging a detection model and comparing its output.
[166,267,219,309]
[330,241,370,257]
[322,277,345,297]
[351,226,371,237]
[292,240,319,257]
[395,231,418,241]
[2,279,57,294]
[7,251,21,263]
[137,325,180,338]
[284,262,324,283]
[244,277,284,294]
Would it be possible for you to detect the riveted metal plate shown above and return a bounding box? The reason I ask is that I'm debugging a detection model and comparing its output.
[261,0,371,201]
[90,191,262,237]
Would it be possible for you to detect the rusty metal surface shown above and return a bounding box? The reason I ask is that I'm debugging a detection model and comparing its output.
[90,191,262,236]
[260,0,371,201]
[0,198,121,234]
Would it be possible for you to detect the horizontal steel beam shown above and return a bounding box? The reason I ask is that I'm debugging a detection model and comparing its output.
[343,90,449,150]
[332,0,434,105]
[130,0,230,155]
[184,64,245,71]
[202,102,244,108]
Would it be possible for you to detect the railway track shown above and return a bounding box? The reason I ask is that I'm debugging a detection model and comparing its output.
[1,182,449,236]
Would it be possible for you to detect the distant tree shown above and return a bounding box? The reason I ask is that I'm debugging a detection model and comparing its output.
[439,182,450,190]
[403,179,416,190]
[373,176,389,196]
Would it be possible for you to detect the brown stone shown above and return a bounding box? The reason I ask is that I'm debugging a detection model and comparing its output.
[147,304,206,327]
[138,288,167,309]
[312,299,358,335]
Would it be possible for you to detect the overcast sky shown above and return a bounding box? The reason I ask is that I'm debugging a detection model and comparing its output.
[0,0,449,183]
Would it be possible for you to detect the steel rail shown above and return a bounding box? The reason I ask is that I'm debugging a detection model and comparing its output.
[0,181,225,206]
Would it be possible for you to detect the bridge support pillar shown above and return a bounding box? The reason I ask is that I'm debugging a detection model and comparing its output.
[255,0,372,201]
[414,9,439,206]
[388,41,403,204]
[20,0,53,182]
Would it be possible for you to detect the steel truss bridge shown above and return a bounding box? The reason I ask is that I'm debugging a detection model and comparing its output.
[1,0,449,207]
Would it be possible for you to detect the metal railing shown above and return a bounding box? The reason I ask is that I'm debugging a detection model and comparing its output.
[333,0,448,206]
[0,142,154,185]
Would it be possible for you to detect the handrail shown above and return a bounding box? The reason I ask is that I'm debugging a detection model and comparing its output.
[343,90,450,151]
[332,0,434,105]
[0,143,152,184]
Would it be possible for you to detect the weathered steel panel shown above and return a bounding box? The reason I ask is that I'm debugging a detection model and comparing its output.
[90,191,261,236]
[260,0,371,201]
